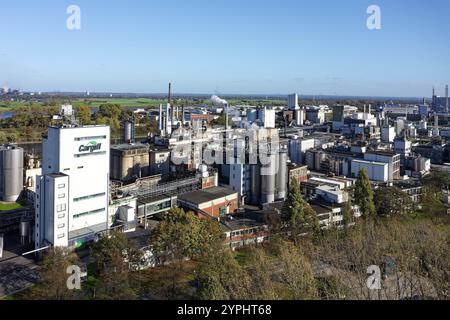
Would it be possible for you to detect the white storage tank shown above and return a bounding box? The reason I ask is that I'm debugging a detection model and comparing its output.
[0,145,24,202]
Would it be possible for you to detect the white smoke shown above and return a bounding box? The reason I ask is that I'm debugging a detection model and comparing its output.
[210,95,228,106]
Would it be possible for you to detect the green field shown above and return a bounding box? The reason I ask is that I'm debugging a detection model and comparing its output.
[0,202,22,211]
[0,96,289,113]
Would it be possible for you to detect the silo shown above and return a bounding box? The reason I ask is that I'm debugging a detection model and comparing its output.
[295,109,304,126]
[276,148,288,200]
[250,164,261,205]
[123,121,135,143]
[261,153,277,204]
[0,145,24,202]
[20,220,31,245]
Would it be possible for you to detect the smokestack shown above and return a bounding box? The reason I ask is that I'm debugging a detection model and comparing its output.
[225,103,229,130]
[169,83,174,132]
[158,104,163,134]
[182,104,185,125]
[165,103,170,136]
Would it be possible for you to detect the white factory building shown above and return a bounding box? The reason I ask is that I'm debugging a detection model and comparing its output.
[35,125,110,249]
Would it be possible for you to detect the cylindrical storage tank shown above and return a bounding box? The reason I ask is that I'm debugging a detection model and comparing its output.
[288,137,300,165]
[0,146,24,202]
[250,164,261,205]
[20,220,30,245]
[261,154,277,204]
[123,121,135,143]
[295,109,304,126]
[276,150,288,200]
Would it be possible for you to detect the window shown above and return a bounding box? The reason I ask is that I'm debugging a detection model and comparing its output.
[57,234,65,239]
[58,183,66,189]
[73,192,106,202]
[73,208,105,219]
[58,194,65,199]
[58,213,65,219]
[57,204,66,212]
[58,223,65,229]
[74,135,107,141]
[74,151,106,158]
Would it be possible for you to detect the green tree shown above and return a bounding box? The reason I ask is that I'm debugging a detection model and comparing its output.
[354,168,376,217]
[34,248,83,300]
[90,230,139,300]
[76,105,92,125]
[197,248,251,300]
[342,201,355,229]
[278,241,317,300]
[283,178,321,243]
[374,186,412,216]
[151,208,224,262]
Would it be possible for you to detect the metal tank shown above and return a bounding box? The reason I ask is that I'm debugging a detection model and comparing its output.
[0,145,24,202]
[261,153,277,204]
[20,220,31,245]
[276,148,288,200]
[250,164,261,205]
[123,121,135,143]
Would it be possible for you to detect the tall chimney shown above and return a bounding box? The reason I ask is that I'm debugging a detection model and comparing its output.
[169,83,174,131]
[158,104,163,135]
[225,103,229,130]
[182,104,185,125]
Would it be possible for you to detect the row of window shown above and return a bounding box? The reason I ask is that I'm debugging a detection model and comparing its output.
[73,208,105,219]
[74,192,106,203]
[74,151,107,158]
[74,135,107,141]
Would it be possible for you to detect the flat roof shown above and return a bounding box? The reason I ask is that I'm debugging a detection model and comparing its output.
[220,217,265,231]
[178,187,237,205]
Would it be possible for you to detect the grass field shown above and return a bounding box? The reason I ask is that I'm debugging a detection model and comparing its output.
[0,96,288,113]
[0,202,22,211]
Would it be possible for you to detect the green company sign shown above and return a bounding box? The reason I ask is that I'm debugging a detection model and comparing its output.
[79,141,102,153]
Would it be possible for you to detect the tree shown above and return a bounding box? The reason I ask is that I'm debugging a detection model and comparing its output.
[246,247,280,300]
[278,241,317,300]
[150,208,224,298]
[283,178,321,243]
[76,105,92,125]
[354,168,376,217]
[342,201,355,230]
[374,186,412,216]
[90,230,139,300]
[34,247,83,300]
[197,248,251,300]
[151,208,224,262]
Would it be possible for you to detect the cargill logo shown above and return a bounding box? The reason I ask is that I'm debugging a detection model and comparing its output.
[79,141,102,153]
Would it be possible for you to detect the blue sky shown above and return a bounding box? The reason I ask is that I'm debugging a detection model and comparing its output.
[0,0,449,97]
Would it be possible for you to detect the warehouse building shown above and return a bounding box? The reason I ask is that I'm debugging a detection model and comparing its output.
[177,186,238,218]
[351,159,389,182]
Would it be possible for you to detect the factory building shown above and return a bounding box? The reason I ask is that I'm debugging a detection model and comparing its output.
[351,159,389,182]
[0,145,24,202]
[177,186,238,218]
[364,151,400,181]
[110,143,150,183]
[381,126,396,143]
[288,137,315,165]
[149,148,171,177]
[35,125,110,249]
